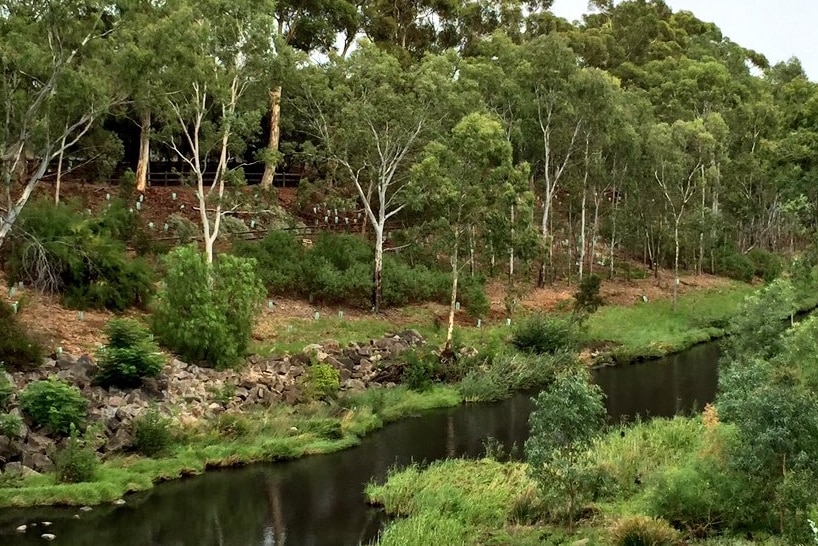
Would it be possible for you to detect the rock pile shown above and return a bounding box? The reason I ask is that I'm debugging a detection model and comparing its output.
[0,330,424,475]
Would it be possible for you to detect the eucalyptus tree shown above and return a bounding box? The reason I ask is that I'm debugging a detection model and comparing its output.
[301,44,457,311]
[258,0,359,190]
[410,112,528,352]
[156,0,276,264]
[0,0,123,249]
[649,114,725,308]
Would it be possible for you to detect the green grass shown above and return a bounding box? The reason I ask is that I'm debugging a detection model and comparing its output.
[0,386,461,508]
[583,284,756,362]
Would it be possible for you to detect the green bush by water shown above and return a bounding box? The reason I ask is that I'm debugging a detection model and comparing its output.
[302,363,340,400]
[511,314,576,355]
[54,429,98,483]
[133,408,174,457]
[19,378,86,435]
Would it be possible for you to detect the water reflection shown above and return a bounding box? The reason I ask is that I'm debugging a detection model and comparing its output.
[0,342,719,546]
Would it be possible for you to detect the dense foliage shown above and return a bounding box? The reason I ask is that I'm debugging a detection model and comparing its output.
[19,378,87,436]
[96,318,165,388]
[0,300,43,371]
[3,200,154,311]
[151,245,264,369]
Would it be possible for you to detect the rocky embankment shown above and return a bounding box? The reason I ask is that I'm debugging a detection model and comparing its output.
[0,330,424,476]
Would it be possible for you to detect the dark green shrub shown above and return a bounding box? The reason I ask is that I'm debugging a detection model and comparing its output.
[132,408,173,457]
[302,363,340,400]
[0,300,44,371]
[96,318,165,388]
[715,249,754,282]
[19,378,86,435]
[301,417,343,439]
[574,274,604,317]
[233,231,305,293]
[511,314,576,354]
[608,515,680,546]
[54,428,98,483]
[747,248,783,282]
[151,245,264,369]
[459,277,490,318]
[4,199,154,310]
[402,350,440,391]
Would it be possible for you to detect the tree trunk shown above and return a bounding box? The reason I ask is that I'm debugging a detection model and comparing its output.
[579,185,587,281]
[135,109,151,192]
[55,134,66,204]
[372,225,384,312]
[673,220,680,311]
[509,202,515,278]
[444,241,459,354]
[260,86,282,190]
[0,156,53,250]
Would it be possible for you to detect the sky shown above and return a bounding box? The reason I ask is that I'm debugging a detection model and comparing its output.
[551,0,818,80]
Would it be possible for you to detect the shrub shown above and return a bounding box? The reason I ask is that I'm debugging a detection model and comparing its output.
[574,274,604,317]
[459,277,490,318]
[0,300,44,371]
[96,318,165,388]
[3,199,154,310]
[302,363,341,400]
[151,245,264,369]
[19,378,86,435]
[609,515,680,546]
[747,248,783,282]
[213,413,251,438]
[132,408,173,457]
[233,230,305,293]
[0,369,15,409]
[54,428,98,483]
[511,314,576,354]
[0,413,24,437]
[715,249,754,282]
[402,350,440,392]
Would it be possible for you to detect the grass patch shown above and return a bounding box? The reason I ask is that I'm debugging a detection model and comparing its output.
[583,284,755,362]
[0,387,460,508]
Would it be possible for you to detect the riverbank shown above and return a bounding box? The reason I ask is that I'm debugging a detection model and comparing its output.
[0,280,779,509]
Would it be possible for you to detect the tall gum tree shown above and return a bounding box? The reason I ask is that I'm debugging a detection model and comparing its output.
[303,44,456,311]
[0,0,121,250]
[157,0,276,264]
[410,112,528,353]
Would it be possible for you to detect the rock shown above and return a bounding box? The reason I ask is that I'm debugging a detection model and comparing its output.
[207,402,222,411]
[320,339,340,351]
[113,499,126,506]
[104,427,132,453]
[25,432,54,453]
[41,533,56,540]
[22,451,54,473]
[140,377,167,398]
[80,506,92,512]
[108,395,126,407]
[41,522,52,527]
[342,379,367,393]
[339,368,352,382]
[15,524,26,533]
[0,434,20,460]
[171,358,188,369]
[5,462,41,478]
[571,540,589,546]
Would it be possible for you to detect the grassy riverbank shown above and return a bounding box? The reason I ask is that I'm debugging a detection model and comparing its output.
[365,417,790,546]
[0,280,785,509]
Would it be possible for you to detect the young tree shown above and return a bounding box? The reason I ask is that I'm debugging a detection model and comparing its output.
[157,0,275,264]
[410,112,528,353]
[304,44,456,311]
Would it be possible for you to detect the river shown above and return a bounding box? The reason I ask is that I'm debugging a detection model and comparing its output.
[0,341,720,546]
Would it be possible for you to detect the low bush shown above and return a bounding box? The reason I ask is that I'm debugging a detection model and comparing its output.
[0,300,44,371]
[748,248,784,282]
[96,318,165,388]
[511,314,576,355]
[302,363,341,400]
[213,413,251,438]
[132,408,174,457]
[0,369,14,409]
[574,274,604,317]
[151,245,264,369]
[401,350,440,392]
[0,413,24,437]
[3,199,154,310]
[19,378,86,435]
[714,249,754,282]
[608,515,680,546]
[54,429,98,483]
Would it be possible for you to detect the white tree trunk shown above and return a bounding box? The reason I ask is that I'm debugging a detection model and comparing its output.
[445,240,459,354]
[55,134,67,204]
[135,109,151,192]
[373,224,384,312]
[260,86,282,190]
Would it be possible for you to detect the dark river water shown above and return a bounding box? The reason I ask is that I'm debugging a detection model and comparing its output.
[0,341,720,546]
